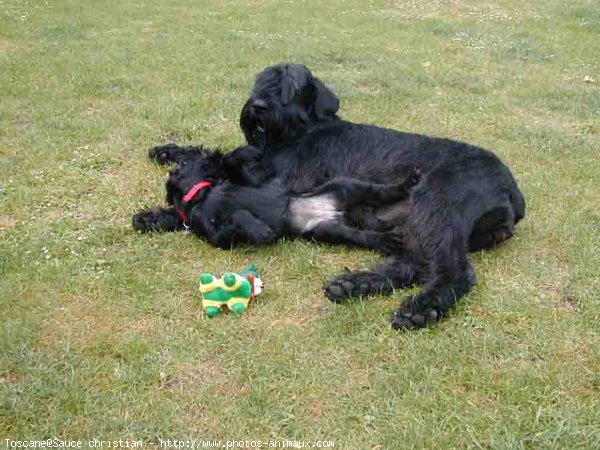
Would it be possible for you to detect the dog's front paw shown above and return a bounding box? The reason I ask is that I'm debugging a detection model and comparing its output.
[132,208,162,232]
[132,207,183,233]
[390,296,442,330]
[148,144,181,165]
[324,271,393,303]
[225,145,263,165]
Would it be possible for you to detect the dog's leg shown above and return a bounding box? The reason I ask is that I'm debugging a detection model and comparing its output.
[207,210,278,249]
[390,261,476,330]
[324,255,420,303]
[308,222,404,253]
[148,144,213,166]
[222,146,272,187]
[390,229,476,330]
[307,171,420,207]
[132,207,184,233]
[326,211,477,329]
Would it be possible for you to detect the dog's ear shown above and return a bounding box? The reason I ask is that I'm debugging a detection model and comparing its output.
[280,64,310,104]
[312,77,339,119]
[239,99,256,145]
[281,65,339,118]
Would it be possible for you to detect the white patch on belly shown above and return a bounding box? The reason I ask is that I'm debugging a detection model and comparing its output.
[287,194,342,233]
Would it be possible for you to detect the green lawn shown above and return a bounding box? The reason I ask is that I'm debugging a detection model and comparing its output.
[1,0,599,448]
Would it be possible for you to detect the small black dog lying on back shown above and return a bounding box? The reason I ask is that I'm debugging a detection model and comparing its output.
[133,146,420,252]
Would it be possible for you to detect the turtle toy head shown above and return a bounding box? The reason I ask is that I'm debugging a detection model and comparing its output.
[238,264,263,297]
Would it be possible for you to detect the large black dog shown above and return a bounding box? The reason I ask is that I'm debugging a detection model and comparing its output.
[139,63,525,330]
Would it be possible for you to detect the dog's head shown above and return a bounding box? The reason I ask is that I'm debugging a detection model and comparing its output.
[240,63,340,149]
[165,151,224,209]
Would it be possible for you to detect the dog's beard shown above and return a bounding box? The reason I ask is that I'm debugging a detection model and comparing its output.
[240,102,285,149]
[240,101,311,150]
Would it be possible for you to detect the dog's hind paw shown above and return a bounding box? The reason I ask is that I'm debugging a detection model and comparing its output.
[324,271,393,303]
[390,297,442,330]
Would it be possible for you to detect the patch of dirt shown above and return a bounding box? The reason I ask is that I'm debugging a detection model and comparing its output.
[127,316,159,335]
[139,21,154,33]
[185,403,208,418]
[13,116,31,129]
[341,365,373,394]
[556,338,595,366]
[160,373,185,391]
[213,381,251,400]
[0,215,17,229]
[470,305,491,318]
[0,371,22,385]
[182,360,222,387]
[555,288,581,311]
[41,209,64,221]
[355,85,383,96]
[307,399,322,422]
[0,40,12,54]
[536,280,581,312]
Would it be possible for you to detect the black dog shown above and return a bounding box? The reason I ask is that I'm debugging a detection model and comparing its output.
[142,63,525,330]
[133,146,420,253]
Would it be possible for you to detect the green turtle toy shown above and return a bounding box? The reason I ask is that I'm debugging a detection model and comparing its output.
[198,264,263,318]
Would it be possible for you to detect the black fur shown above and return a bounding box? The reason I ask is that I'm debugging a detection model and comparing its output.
[137,63,525,330]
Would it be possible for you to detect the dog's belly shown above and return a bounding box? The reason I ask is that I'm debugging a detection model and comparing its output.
[287,194,342,233]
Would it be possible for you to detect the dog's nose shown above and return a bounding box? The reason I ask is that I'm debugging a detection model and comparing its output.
[251,98,268,112]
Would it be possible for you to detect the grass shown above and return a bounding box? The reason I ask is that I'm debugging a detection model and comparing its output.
[1,0,599,448]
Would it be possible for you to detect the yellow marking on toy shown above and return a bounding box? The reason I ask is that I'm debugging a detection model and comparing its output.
[226,297,250,307]
[202,299,229,309]
[198,280,220,293]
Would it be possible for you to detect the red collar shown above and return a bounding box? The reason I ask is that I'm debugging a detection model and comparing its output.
[183,181,212,203]
[177,181,212,224]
